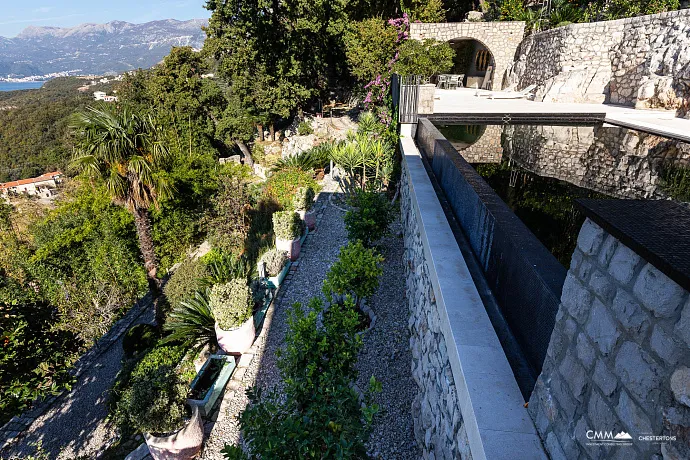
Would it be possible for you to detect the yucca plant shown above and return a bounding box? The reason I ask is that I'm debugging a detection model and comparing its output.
[163,289,217,353]
[357,111,380,137]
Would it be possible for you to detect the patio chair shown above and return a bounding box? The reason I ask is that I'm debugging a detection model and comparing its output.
[447,75,461,90]
[436,74,448,89]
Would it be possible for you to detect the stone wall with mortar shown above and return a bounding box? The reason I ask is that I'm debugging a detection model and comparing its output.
[401,164,472,459]
[453,124,504,164]
[507,10,690,114]
[503,124,690,199]
[410,22,525,91]
[529,218,690,459]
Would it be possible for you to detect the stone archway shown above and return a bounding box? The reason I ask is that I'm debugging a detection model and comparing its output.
[409,21,525,91]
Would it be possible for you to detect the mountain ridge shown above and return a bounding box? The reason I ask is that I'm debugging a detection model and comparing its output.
[0,18,208,78]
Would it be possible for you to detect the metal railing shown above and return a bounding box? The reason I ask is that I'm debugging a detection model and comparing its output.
[392,74,421,124]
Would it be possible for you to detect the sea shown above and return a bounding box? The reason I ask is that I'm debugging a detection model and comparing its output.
[0,81,45,92]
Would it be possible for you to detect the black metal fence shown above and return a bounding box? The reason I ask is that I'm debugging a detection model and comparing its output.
[392,74,421,124]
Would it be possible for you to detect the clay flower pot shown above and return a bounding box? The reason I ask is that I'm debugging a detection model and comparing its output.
[276,236,301,261]
[144,405,204,460]
[215,316,256,354]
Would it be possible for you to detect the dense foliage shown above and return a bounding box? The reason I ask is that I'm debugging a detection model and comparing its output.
[209,279,253,330]
[344,190,395,246]
[322,241,384,306]
[259,249,289,277]
[263,168,319,210]
[115,346,193,435]
[272,211,303,241]
[223,298,380,459]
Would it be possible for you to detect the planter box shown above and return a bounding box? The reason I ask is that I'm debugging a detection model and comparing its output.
[266,261,291,289]
[253,290,273,332]
[187,355,236,417]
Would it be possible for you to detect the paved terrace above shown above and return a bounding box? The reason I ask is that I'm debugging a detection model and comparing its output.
[430,88,690,143]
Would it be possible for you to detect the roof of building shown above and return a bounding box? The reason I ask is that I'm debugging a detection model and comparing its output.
[0,171,63,190]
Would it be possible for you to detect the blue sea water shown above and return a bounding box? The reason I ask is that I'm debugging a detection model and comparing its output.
[0,81,45,92]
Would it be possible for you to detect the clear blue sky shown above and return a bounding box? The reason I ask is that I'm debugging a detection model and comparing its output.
[0,0,211,37]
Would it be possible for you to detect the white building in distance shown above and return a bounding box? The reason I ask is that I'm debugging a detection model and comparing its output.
[0,172,63,199]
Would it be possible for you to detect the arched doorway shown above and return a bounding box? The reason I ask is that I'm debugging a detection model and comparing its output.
[448,38,496,89]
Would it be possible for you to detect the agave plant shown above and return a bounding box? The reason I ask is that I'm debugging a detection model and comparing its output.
[163,288,217,353]
[270,143,334,173]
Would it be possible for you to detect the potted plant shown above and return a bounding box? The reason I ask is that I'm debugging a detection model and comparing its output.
[210,279,255,354]
[273,211,302,261]
[293,186,316,231]
[118,347,203,460]
[259,248,291,288]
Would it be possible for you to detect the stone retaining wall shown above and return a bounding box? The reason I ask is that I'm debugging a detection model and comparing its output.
[529,218,690,459]
[507,10,690,114]
[401,162,471,459]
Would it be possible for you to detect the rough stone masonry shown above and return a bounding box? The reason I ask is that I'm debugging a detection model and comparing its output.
[529,218,690,460]
[507,10,690,116]
[401,162,472,459]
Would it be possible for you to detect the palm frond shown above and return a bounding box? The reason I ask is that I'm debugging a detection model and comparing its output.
[163,288,217,353]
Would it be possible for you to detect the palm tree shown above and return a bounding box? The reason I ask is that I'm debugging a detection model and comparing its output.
[70,104,173,326]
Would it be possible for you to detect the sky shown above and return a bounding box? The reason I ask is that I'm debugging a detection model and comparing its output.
[0,0,211,37]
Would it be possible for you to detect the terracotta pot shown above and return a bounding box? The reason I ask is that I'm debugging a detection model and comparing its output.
[215,316,256,354]
[276,236,301,261]
[144,405,204,460]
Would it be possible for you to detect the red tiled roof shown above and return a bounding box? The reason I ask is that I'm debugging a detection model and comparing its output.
[0,171,63,191]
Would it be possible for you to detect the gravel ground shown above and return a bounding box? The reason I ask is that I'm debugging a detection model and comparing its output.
[201,190,420,459]
[358,217,420,460]
[2,307,154,459]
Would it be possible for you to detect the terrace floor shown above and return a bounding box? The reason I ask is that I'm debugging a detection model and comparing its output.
[432,88,690,143]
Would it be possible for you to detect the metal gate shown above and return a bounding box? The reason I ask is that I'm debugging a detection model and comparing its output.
[392,74,421,124]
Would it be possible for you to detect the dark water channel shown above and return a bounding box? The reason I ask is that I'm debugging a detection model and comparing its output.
[435,123,690,267]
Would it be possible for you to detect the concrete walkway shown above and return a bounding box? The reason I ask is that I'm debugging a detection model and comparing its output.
[432,88,690,142]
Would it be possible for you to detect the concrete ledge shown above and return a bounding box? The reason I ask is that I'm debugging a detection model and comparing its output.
[400,125,546,460]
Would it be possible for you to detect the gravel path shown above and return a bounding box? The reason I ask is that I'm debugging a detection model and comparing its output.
[200,181,349,458]
[2,306,154,459]
[201,191,419,459]
[359,217,420,459]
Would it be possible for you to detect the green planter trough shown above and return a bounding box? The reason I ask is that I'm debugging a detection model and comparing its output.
[187,354,236,417]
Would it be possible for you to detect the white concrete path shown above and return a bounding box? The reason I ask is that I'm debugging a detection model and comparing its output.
[433,89,690,142]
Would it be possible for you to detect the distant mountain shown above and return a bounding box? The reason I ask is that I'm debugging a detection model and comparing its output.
[0,19,207,78]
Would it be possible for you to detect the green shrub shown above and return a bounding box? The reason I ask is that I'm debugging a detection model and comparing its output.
[163,256,208,308]
[209,279,252,330]
[222,298,380,459]
[203,253,250,286]
[296,121,313,136]
[392,39,454,78]
[344,190,395,246]
[259,248,289,277]
[322,241,384,306]
[116,346,188,435]
[263,167,318,209]
[122,324,159,358]
[292,186,315,212]
[251,143,266,164]
[163,288,217,353]
[272,211,302,241]
[204,172,251,256]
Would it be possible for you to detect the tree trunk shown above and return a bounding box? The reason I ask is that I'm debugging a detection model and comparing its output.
[269,124,275,141]
[237,141,254,168]
[132,207,164,327]
[257,124,264,142]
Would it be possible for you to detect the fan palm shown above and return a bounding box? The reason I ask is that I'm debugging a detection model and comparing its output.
[69,104,173,326]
